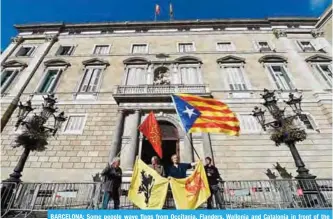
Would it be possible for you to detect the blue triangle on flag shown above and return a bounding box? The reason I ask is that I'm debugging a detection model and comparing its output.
[172,95,201,132]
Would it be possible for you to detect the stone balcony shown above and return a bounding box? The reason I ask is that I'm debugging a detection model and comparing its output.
[112,84,211,102]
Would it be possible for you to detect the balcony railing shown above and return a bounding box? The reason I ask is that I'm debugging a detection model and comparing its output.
[1,179,332,217]
[114,84,209,96]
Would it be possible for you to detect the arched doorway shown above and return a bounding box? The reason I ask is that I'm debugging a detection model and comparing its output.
[141,121,179,168]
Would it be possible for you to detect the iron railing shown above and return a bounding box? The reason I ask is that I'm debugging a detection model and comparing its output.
[113,84,209,95]
[1,179,332,218]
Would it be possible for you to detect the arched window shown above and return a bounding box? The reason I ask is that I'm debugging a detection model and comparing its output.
[174,56,203,84]
[77,58,109,93]
[36,59,71,94]
[123,57,149,85]
[259,55,294,90]
[217,55,251,91]
[1,60,27,93]
[305,54,332,89]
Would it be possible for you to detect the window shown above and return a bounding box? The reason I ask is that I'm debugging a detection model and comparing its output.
[126,67,146,85]
[56,46,74,56]
[131,44,148,54]
[1,69,19,93]
[258,42,271,52]
[78,68,103,92]
[313,64,332,87]
[294,113,318,131]
[178,43,195,53]
[63,115,86,134]
[16,46,35,57]
[217,42,235,51]
[239,115,262,133]
[298,114,314,130]
[37,68,63,93]
[180,67,201,84]
[298,41,315,52]
[267,65,294,90]
[224,66,248,90]
[93,45,110,55]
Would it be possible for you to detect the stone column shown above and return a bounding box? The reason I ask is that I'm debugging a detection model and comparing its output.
[122,109,141,170]
[202,133,214,163]
[1,36,24,65]
[274,30,322,91]
[109,109,125,160]
[182,133,194,163]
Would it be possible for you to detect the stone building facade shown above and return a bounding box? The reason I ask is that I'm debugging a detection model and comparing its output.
[1,7,332,182]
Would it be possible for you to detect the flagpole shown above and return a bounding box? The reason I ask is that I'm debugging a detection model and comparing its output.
[185,132,201,160]
[171,94,201,161]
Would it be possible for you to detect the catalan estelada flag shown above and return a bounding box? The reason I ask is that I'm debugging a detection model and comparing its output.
[169,161,211,209]
[128,159,169,209]
[171,94,240,136]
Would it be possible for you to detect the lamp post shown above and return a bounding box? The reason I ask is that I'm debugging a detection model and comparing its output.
[252,89,329,207]
[1,94,66,210]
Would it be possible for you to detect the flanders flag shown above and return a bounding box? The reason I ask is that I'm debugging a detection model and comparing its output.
[169,161,211,209]
[128,159,169,209]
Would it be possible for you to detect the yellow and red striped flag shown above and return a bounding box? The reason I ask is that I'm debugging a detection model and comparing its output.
[171,94,240,136]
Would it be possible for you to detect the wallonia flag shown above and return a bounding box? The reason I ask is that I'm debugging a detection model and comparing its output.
[169,161,211,209]
[171,94,240,136]
[128,159,169,209]
[138,111,163,158]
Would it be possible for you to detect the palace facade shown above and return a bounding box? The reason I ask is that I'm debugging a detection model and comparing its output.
[1,6,332,182]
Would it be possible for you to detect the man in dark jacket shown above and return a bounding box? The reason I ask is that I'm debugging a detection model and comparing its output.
[167,154,197,179]
[101,157,122,209]
[204,157,225,209]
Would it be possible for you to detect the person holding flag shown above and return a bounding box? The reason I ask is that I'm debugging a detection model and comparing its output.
[167,154,197,179]
[168,93,240,209]
[101,157,122,209]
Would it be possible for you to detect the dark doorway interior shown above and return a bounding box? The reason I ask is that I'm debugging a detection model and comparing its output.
[140,120,179,171]
[141,140,177,169]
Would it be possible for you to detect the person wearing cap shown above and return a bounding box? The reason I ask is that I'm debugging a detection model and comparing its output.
[204,156,224,209]
[101,157,122,209]
[149,156,165,176]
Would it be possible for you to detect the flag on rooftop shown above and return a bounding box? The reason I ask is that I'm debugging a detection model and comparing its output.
[171,94,240,136]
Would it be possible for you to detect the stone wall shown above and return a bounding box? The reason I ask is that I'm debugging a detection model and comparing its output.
[1,103,118,182]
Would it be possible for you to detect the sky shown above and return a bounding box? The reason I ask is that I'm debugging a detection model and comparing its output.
[1,0,332,50]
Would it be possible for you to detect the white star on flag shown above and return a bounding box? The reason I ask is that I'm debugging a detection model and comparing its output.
[183,106,197,118]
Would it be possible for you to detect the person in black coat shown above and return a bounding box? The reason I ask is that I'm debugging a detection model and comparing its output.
[204,157,225,209]
[101,157,122,209]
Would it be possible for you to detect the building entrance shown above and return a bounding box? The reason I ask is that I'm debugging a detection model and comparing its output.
[141,121,179,170]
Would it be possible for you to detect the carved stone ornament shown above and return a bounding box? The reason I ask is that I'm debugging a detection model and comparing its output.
[273,29,287,38]
[11,36,24,43]
[311,30,324,38]
[45,34,58,42]
[153,67,171,85]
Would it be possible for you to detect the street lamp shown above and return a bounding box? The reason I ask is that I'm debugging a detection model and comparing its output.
[252,89,329,207]
[5,94,67,183]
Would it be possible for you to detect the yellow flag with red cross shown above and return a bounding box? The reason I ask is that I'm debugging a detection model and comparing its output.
[169,161,211,209]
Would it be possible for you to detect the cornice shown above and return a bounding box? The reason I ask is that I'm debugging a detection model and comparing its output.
[14,18,318,34]
[315,5,332,28]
